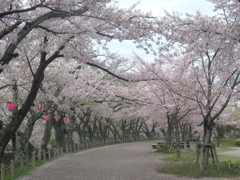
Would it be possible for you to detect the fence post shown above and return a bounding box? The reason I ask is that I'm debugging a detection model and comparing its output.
[53,148,56,159]
[1,163,5,180]
[11,160,15,178]
[48,149,51,160]
[60,147,63,156]
[26,155,29,169]
[65,143,68,153]
[38,150,42,161]
[70,142,73,153]
[43,150,46,162]
[32,151,36,167]
[20,156,24,171]
[73,143,76,152]
[57,147,60,157]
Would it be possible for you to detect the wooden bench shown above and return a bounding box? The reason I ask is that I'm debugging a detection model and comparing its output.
[152,144,160,149]
[171,142,185,149]
[152,142,165,149]
[157,142,165,148]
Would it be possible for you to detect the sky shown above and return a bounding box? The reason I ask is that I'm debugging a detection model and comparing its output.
[117,0,215,16]
[105,0,216,61]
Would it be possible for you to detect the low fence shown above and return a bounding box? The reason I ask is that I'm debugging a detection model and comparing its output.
[0,139,127,180]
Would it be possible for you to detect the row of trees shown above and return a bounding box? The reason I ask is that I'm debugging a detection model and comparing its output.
[0,0,240,171]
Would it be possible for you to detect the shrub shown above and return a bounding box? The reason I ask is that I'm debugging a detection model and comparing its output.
[235,138,240,146]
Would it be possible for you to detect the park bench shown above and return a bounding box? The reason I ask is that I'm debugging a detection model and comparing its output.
[170,142,185,149]
[157,142,165,148]
[152,142,165,149]
[152,144,159,149]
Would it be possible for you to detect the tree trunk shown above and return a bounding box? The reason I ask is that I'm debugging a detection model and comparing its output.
[41,116,53,151]
[17,110,43,157]
[67,115,75,150]
[174,114,181,157]
[110,123,119,143]
[233,125,236,140]
[215,125,220,147]
[52,117,66,148]
[201,119,213,170]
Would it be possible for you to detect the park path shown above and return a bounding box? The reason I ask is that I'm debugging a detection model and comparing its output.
[18,141,239,180]
[217,147,240,157]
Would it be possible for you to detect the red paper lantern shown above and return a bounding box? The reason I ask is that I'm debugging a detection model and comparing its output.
[44,115,49,121]
[7,102,15,112]
[56,115,61,120]
[64,116,68,121]
[37,103,43,111]
[87,122,91,126]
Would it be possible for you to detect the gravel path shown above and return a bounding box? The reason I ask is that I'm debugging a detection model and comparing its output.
[18,141,239,180]
[217,147,240,157]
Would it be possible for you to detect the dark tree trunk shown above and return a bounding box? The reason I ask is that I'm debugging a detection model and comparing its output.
[172,112,181,157]
[215,125,220,147]
[16,111,42,158]
[41,115,53,151]
[201,117,213,170]
[110,122,120,143]
[52,116,66,148]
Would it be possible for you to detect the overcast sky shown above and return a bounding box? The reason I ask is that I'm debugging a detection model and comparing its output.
[105,0,216,61]
[117,0,215,16]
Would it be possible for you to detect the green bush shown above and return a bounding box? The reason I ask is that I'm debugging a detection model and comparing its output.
[235,138,240,146]
[220,160,240,174]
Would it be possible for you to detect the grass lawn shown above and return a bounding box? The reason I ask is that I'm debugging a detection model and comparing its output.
[156,139,240,179]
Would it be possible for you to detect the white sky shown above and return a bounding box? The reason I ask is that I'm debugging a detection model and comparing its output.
[117,0,215,16]
[106,0,216,61]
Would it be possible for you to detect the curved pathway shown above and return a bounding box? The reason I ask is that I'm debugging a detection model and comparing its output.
[217,147,240,157]
[18,141,238,180]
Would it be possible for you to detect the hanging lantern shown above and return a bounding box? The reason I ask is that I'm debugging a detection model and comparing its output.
[87,122,91,126]
[56,115,61,120]
[37,103,43,111]
[64,116,68,121]
[44,115,49,121]
[7,102,15,112]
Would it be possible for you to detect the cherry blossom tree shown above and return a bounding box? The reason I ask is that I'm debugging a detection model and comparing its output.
[0,0,158,162]
[139,0,240,169]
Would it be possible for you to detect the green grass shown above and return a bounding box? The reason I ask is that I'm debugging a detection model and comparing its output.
[4,160,47,180]
[154,146,176,154]
[162,155,192,162]
[213,138,237,148]
[158,161,239,178]
[157,139,240,178]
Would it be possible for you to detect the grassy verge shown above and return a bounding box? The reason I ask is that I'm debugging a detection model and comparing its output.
[4,160,47,180]
[156,139,240,179]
